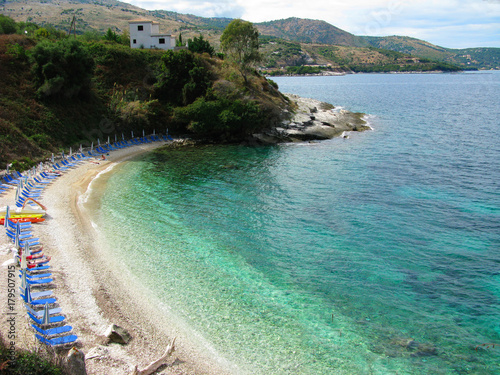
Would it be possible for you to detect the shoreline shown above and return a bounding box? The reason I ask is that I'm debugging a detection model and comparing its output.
[1,142,234,374]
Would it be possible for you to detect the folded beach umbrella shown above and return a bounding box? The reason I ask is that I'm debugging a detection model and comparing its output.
[131,130,134,138]
[20,269,27,291]
[80,144,83,153]
[51,153,54,164]
[91,142,94,153]
[115,134,117,142]
[122,133,124,141]
[69,147,72,157]
[42,302,50,325]
[3,206,9,229]
[107,136,110,145]
[15,222,21,249]
[143,129,145,137]
[24,284,32,304]
[62,150,65,160]
[153,129,155,135]
[21,242,28,270]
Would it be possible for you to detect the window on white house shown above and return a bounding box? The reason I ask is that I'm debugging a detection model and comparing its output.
[133,39,137,44]
[138,25,143,31]
[159,38,165,44]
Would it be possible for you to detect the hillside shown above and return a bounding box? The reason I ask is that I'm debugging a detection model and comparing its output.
[363,35,500,69]
[257,17,368,47]
[1,0,498,69]
[0,31,291,167]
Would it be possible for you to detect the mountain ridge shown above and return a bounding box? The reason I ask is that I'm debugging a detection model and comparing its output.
[1,0,498,69]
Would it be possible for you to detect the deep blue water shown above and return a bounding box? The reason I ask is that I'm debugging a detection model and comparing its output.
[92,72,500,374]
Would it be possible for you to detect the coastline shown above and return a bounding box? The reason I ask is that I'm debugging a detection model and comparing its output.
[1,142,234,374]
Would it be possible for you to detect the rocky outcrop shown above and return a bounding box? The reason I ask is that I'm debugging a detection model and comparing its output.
[253,94,371,143]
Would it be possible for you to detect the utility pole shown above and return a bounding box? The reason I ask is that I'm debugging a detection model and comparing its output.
[67,15,76,38]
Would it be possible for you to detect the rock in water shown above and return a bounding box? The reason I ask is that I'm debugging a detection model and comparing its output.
[105,323,132,344]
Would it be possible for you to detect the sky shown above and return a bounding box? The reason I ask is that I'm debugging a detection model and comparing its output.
[122,0,500,48]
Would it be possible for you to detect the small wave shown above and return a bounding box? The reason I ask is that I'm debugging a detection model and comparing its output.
[362,114,376,130]
[78,163,118,207]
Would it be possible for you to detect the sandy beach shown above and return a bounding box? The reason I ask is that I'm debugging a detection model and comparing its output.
[1,142,235,375]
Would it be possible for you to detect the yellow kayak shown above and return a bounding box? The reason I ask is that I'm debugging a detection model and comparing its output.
[1,198,46,219]
[1,212,45,219]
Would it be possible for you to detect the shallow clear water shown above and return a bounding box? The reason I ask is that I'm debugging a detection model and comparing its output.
[92,72,500,374]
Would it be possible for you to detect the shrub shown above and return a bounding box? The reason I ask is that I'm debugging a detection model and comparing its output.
[0,14,17,34]
[188,35,215,57]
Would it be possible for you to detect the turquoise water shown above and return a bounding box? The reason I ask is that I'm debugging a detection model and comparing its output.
[93,72,499,374]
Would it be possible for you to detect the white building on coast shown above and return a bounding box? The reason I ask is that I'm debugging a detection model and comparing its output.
[129,19,176,50]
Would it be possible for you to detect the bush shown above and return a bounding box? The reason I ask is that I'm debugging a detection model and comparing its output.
[0,14,17,34]
[173,95,263,138]
[0,337,65,374]
[30,39,95,98]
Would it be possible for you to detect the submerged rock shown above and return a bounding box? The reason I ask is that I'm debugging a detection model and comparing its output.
[392,337,438,357]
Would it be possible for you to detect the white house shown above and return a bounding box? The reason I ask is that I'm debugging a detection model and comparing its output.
[129,20,176,50]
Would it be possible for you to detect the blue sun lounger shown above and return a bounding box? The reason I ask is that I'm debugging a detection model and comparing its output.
[28,312,65,325]
[32,324,72,337]
[35,334,78,347]
[21,290,53,300]
[40,172,59,179]
[24,272,52,279]
[27,297,57,306]
[26,305,61,318]
[25,277,53,286]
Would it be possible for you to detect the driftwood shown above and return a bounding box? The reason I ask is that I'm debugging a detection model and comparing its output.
[131,337,176,375]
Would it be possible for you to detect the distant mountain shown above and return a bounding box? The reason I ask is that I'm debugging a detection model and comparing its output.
[363,35,500,69]
[256,17,369,48]
[1,0,498,69]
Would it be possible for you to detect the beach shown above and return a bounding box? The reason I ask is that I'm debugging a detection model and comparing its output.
[1,142,235,375]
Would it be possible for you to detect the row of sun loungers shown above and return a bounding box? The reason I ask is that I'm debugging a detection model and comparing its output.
[3,167,78,348]
[2,134,171,349]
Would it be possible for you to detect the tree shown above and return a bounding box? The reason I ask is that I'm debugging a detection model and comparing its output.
[154,50,211,106]
[188,35,214,56]
[103,28,120,43]
[220,19,261,84]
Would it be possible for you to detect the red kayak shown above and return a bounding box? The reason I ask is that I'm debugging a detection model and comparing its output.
[0,217,46,225]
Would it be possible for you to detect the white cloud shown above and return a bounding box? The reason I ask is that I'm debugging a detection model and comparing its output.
[121,0,500,47]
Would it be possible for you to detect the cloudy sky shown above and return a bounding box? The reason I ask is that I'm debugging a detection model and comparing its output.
[123,0,500,48]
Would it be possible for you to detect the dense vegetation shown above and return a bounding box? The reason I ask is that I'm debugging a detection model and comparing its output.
[0,335,66,374]
[0,15,289,167]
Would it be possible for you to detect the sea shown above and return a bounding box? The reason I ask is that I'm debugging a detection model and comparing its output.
[88,72,500,374]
